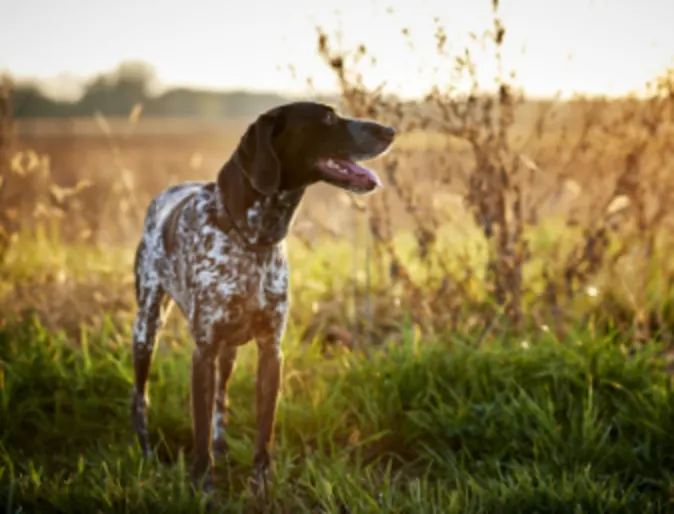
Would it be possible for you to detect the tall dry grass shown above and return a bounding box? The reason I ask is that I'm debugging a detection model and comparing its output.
[316,1,674,345]
[2,1,674,349]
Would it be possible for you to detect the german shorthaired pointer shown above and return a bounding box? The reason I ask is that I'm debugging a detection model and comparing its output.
[130,101,396,495]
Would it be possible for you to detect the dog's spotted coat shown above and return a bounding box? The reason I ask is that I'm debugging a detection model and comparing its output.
[131,178,299,477]
[129,101,395,498]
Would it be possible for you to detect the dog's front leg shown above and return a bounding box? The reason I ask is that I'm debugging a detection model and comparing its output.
[190,344,217,493]
[251,329,284,496]
[213,345,238,458]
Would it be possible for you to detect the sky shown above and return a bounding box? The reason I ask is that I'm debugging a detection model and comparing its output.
[2,0,673,100]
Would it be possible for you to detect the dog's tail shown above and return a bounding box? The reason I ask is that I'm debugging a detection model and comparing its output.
[160,297,175,327]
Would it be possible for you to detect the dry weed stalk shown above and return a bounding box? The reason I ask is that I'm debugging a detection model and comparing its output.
[0,77,13,264]
[1,102,153,251]
[317,0,674,342]
[4,2,674,346]
[0,80,94,267]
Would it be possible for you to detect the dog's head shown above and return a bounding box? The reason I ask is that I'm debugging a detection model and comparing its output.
[233,101,396,196]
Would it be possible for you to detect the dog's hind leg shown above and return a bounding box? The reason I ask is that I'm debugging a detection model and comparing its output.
[131,254,167,457]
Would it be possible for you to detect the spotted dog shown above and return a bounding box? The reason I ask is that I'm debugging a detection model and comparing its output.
[130,101,396,495]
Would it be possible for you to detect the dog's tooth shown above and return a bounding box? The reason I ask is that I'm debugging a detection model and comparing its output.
[324,158,349,174]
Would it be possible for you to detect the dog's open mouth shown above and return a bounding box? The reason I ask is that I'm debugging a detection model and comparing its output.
[315,157,382,192]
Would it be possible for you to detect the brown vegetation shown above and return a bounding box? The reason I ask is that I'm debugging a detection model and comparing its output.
[2,2,674,351]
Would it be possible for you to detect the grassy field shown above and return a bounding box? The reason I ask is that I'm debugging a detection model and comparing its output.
[4,10,674,511]
[3,326,674,513]
[5,101,674,512]
[1,233,674,513]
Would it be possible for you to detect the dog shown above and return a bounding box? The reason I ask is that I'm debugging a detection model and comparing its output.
[130,101,396,495]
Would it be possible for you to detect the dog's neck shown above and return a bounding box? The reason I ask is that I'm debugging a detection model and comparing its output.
[215,159,305,249]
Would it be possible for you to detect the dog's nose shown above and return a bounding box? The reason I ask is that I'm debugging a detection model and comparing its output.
[377,125,396,142]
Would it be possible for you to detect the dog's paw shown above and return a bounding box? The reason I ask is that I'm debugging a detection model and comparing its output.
[130,392,153,456]
[212,437,229,460]
[249,461,272,503]
[191,476,217,511]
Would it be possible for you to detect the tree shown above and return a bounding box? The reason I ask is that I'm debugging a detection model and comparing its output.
[78,60,158,116]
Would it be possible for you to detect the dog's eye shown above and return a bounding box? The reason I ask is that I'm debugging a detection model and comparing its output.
[323,111,337,125]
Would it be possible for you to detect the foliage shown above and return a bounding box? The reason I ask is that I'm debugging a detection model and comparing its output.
[316,2,674,341]
[2,316,674,512]
[2,1,674,510]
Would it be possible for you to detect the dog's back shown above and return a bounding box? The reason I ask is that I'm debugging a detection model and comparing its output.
[133,181,210,311]
[141,182,206,240]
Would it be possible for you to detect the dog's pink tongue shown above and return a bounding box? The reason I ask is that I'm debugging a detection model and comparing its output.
[338,159,382,189]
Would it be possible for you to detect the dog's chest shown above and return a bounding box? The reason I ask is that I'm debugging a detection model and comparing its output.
[156,189,291,337]
[189,226,288,311]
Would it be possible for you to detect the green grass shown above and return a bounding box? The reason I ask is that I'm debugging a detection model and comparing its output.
[2,314,674,513]
[2,230,674,512]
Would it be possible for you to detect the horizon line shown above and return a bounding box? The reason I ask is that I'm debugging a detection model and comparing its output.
[4,72,663,104]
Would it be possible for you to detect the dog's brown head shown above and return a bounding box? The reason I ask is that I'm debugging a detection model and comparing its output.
[233,101,396,196]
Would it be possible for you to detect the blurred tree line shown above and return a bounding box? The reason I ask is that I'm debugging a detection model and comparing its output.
[7,61,336,119]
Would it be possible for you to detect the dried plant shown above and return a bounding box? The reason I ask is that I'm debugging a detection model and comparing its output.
[0,76,14,263]
[4,3,674,346]
[315,1,674,343]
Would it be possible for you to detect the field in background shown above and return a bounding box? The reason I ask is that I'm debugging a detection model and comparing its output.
[4,3,674,511]
[8,96,658,244]
[9,115,420,244]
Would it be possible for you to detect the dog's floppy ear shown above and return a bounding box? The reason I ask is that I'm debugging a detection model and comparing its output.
[237,112,282,196]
